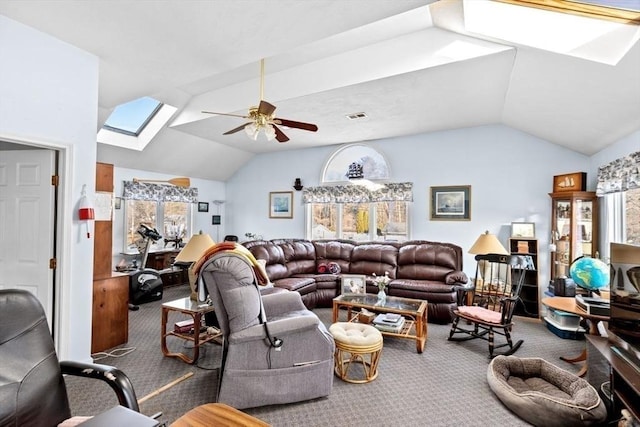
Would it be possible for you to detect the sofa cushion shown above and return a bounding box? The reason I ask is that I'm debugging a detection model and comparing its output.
[313,240,355,274]
[273,277,316,294]
[245,241,289,280]
[397,242,462,281]
[349,243,398,278]
[273,240,317,276]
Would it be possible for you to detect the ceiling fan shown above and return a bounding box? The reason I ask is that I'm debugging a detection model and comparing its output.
[202,59,318,143]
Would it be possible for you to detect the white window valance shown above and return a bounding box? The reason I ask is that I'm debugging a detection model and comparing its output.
[122,180,198,203]
[302,182,413,203]
[596,151,640,196]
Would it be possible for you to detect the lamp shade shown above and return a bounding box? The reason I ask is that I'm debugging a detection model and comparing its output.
[469,231,509,255]
[174,232,215,263]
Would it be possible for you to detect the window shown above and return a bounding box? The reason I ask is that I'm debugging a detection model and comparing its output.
[124,200,192,253]
[103,97,162,136]
[497,0,640,24]
[625,188,640,244]
[309,201,409,241]
[307,144,411,241]
[98,97,178,151]
[598,151,640,260]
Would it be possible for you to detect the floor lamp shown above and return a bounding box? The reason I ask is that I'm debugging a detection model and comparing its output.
[174,232,215,300]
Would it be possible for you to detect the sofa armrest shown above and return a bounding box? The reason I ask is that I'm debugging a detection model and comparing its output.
[60,360,139,412]
[230,315,319,344]
[262,290,307,315]
[445,270,469,285]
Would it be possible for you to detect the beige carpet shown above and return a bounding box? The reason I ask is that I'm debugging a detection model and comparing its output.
[65,284,588,426]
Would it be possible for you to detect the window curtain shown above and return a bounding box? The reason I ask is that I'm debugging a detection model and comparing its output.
[302,182,413,203]
[122,180,198,203]
[600,192,625,262]
[596,151,640,196]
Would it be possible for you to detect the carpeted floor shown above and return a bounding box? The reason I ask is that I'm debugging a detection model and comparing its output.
[65,284,588,426]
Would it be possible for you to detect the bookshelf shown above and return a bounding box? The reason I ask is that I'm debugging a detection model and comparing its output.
[509,238,539,318]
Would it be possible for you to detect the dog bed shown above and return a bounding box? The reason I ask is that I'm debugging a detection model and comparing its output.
[487,356,607,427]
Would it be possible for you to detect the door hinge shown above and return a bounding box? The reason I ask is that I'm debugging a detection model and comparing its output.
[49,258,57,269]
[51,175,59,186]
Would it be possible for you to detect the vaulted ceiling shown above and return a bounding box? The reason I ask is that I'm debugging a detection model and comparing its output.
[2,0,639,181]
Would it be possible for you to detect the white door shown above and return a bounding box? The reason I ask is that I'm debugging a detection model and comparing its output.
[0,149,56,325]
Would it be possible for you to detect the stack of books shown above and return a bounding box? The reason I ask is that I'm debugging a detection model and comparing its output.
[373,313,405,333]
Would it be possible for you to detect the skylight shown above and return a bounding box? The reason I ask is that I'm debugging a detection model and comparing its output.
[464,0,640,65]
[103,96,162,136]
[98,97,177,151]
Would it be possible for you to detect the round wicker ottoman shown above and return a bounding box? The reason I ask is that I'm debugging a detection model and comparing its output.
[329,322,383,383]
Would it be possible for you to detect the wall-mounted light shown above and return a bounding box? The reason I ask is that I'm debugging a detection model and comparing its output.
[293,178,303,191]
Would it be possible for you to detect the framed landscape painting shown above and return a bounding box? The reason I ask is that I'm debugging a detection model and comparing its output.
[430,185,471,221]
[269,191,293,219]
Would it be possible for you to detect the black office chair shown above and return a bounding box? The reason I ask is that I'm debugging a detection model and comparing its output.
[0,289,141,427]
[448,254,530,358]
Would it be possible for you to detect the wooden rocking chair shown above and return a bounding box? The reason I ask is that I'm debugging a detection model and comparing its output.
[448,254,531,358]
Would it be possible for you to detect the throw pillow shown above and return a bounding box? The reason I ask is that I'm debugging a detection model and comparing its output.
[317,263,328,274]
[328,262,341,274]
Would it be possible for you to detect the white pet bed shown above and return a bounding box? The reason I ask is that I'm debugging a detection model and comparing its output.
[487,356,607,427]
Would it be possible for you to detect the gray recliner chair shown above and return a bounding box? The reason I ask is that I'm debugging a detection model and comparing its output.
[198,251,334,409]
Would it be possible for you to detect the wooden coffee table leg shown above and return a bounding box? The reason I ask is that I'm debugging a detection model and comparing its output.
[332,302,339,322]
[416,311,427,353]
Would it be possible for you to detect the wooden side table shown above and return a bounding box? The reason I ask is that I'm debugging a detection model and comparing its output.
[161,297,221,364]
[541,296,608,377]
[171,403,270,427]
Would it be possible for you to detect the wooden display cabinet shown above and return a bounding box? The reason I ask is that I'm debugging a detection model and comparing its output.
[509,238,539,318]
[549,191,598,279]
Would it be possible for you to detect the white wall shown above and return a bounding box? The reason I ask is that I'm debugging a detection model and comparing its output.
[111,166,226,267]
[590,130,640,175]
[0,16,99,361]
[226,125,591,292]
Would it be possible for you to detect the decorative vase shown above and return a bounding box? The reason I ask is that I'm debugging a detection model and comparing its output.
[377,289,386,302]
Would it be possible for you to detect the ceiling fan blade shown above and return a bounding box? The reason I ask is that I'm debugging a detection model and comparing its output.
[258,100,276,116]
[274,118,318,132]
[202,111,250,119]
[223,123,251,135]
[272,125,290,143]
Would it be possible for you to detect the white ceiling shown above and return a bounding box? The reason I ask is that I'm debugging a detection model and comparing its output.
[2,0,639,181]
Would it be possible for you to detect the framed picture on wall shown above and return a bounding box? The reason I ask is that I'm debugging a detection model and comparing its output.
[198,202,209,212]
[269,191,293,218]
[430,185,471,221]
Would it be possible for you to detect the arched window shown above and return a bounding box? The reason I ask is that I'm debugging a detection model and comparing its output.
[305,144,411,241]
[322,144,390,183]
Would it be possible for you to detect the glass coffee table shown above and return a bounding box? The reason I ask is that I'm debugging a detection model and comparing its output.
[332,294,428,353]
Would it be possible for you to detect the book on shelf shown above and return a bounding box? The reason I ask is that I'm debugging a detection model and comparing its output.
[374,318,405,333]
[373,313,402,325]
[373,314,405,332]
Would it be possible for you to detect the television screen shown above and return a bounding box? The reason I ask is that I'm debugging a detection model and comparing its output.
[608,243,640,363]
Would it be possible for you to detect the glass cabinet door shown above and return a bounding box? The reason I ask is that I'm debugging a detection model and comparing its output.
[550,191,598,279]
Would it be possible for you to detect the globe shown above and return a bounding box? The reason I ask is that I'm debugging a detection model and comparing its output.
[569,257,610,292]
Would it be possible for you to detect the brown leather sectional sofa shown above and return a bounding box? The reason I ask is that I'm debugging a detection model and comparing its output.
[243,239,469,323]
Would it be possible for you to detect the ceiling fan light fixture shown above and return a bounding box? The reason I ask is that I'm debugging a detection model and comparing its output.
[244,122,259,140]
[264,124,276,141]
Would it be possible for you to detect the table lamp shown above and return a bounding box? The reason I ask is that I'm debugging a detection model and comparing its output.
[174,232,215,300]
[469,230,509,286]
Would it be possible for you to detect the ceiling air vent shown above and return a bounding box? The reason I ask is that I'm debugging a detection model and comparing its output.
[346,112,368,120]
